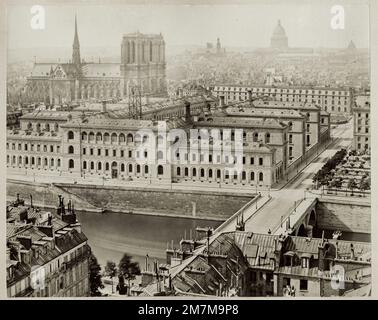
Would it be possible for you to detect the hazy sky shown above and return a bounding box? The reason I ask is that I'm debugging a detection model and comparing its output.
[7,2,370,50]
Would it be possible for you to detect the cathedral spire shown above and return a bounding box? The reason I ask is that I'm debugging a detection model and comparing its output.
[72,14,81,67]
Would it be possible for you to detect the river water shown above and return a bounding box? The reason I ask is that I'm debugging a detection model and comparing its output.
[76,211,222,268]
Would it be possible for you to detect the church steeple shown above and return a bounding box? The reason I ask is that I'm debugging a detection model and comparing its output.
[72,14,81,67]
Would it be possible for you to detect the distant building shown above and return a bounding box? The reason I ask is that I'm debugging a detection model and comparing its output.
[6,195,90,297]
[25,16,167,105]
[209,84,353,117]
[352,94,370,152]
[270,20,288,49]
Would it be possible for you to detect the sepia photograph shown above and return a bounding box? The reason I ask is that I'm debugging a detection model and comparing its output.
[3,0,373,300]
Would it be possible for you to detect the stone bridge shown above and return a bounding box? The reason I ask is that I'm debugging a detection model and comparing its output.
[272,197,318,237]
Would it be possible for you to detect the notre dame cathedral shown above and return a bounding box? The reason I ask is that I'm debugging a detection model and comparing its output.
[26,16,167,104]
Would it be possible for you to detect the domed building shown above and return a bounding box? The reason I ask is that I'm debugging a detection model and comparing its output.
[270,20,288,49]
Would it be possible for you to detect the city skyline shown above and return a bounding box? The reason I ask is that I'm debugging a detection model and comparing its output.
[7,3,369,51]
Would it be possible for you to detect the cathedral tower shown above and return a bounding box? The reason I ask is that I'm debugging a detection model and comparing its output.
[72,15,81,67]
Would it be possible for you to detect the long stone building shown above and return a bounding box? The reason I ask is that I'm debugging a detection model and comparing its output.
[25,16,166,104]
[209,84,353,117]
[7,94,330,188]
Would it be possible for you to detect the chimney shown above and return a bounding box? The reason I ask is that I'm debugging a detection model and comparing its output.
[38,225,54,237]
[318,231,326,271]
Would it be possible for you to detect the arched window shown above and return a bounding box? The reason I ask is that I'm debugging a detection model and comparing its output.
[242,171,246,180]
[127,133,133,143]
[217,169,221,179]
[82,132,87,141]
[45,123,50,131]
[104,133,110,142]
[91,161,94,170]
[184,167,189,176]
[36,123,41,132]
[200,168,205,178]
[54,123,59,132]
[177,167,181,176]
[31,157,35,165]
[192,168,197,177]
[50,158,54,166]
[57,159,61,167]
[119,133,125,143]
[96,132,102,142]
[68,131,74,140]
[259,172,264,182]
[253,132,258,142]
[111,133,118,144]
[89,132,95,142]
[121,163,125,172]
[157,150,164,160]
[83,161,87,170]
[157,165,163,175]
[105,162,110,171]
[98,162,102,170]
[250,171,255,181]
[136,164,141,173]
[209,169,213,178]
[69,159,74,169]
[68,146,74,154]
[25,157,29,165]
[266,133,271,143]
[132,41,135,63]
[144,165,149,174]
[128,164,133,173]
[150,41,153,62]
[27,122,33,130]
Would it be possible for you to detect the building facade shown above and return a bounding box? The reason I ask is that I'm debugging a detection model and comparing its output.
[209,84,353,117]
[6,196,90,297]
[25,16,166,105]
[7,97,288,188]
[352,94,370,152]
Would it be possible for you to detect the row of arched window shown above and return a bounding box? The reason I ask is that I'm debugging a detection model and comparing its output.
[27,122,59,132]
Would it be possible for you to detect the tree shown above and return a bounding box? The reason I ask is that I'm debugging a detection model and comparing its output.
[89,253,104,296]
[118,254,141,296]
[104,261,118,294]
[348,179,357,196]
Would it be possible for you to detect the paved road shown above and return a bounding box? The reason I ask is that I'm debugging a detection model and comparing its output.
[243,120,353,234]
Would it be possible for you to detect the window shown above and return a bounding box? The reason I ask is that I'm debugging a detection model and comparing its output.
[250,157,254,165]
[300,279,308,291]
[98,149,101,156]
[113,150,116,157]
[68,131,74,140]
[266,133,270,143]
[259,172,263,182]
[90,148,94,156]
[157,165,164,175]
[69,159,74,169]
[259,158,263,166]
[68,146,74,154]
[301,257,309,268]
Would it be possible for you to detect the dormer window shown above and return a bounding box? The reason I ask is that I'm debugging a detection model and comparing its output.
[301,256,310,268]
